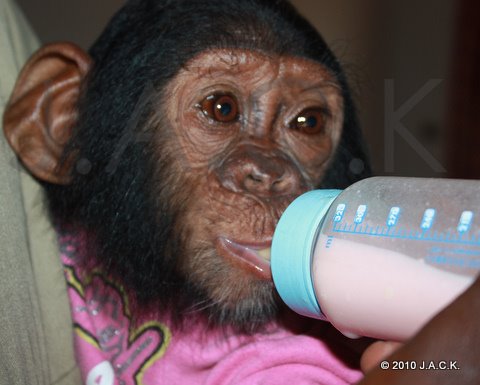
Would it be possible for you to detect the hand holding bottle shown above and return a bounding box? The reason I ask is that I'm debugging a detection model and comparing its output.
[358,276,480,384]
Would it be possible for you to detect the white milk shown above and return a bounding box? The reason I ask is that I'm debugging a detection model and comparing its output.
[313,235,474,340]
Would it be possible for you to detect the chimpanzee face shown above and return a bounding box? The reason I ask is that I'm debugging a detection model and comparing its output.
[153,49,343,322]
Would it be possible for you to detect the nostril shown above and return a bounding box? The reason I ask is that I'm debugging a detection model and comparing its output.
[244,170,293,195]
[247,173,264,183]
[243,171,272,196]
[244,172,270,193]
[272,176,291,193]
[218,149,302,196]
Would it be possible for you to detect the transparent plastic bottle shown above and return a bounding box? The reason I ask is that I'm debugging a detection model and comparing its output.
[271,176,480,341]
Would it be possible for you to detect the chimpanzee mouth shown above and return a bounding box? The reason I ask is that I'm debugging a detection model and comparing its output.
[216,237,272,280]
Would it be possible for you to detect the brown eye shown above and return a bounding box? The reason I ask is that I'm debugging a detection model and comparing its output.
[291,108,326,135]
[200,94,239,123]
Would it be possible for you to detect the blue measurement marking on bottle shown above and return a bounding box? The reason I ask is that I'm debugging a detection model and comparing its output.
[354,205,367,224]
[387,207,401,227]
[330,204,480,245]
[325,236,334,249]
[457,211,473,233]
[331,221,480,246]
[333,204,346,222]
[421,208,436,230]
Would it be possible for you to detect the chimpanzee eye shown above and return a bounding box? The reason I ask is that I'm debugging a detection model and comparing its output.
[199,93,239,123]
[290,108,326,135]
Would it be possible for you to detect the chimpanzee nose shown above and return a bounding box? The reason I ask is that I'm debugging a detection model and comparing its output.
[218,146,302,197]
[243,162,292,195]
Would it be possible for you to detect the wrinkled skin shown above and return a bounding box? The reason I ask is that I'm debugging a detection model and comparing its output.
[162,49,343,310]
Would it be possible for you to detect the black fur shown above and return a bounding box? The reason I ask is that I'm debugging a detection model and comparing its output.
[45,0,371,330]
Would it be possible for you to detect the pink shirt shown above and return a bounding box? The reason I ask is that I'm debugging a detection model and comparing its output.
[60,233,362,385]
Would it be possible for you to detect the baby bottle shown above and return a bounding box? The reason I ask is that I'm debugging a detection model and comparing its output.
[271,176,480,341]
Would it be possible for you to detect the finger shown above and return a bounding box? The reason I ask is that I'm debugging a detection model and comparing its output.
[360,341,403,373]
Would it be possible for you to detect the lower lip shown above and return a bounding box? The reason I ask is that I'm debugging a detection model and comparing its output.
[216,237,272,280]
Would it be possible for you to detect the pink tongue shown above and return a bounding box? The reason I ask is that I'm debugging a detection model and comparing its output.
[221,238,271,276]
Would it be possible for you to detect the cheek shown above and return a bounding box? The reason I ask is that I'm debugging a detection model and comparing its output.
[171,172,228,252]
[283,133,334,182]
[295,135,333,163]
[283,109,343,183]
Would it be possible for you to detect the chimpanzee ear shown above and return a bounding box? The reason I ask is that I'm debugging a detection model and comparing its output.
[3,42,92,185]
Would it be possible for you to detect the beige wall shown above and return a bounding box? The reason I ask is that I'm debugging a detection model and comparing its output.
[15,0,457,177]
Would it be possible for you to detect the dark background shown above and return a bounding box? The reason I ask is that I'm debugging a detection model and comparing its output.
[15,0,478,178]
